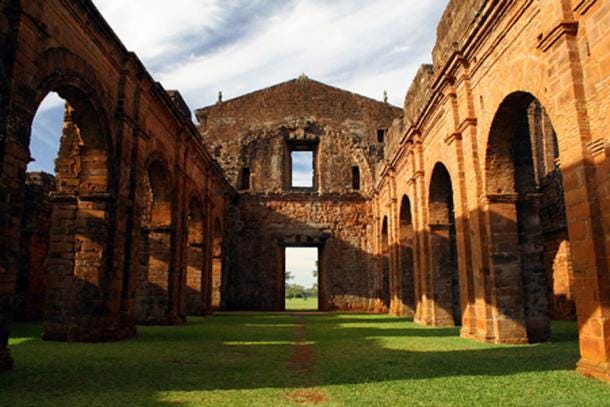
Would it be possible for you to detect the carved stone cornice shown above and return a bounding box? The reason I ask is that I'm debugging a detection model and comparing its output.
[537,21,578,52]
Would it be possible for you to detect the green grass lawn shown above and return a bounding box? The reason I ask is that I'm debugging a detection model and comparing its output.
[285,297,318,310]
[1,314,609,406]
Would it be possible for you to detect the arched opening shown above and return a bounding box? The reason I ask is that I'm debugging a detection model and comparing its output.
[136,159,175,324]
[485,91,574,343]
[399,195,416,316]
[211,217,224,310]
[186,197,205,315]
[12,86,115,341]
[378,216,390,312]
[428,163,461,326]
[13,93,62,323]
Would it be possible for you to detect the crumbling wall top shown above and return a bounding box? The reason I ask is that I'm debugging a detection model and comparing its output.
[166,90,192,122]
[432,0,486,68]
[403,64,435,128]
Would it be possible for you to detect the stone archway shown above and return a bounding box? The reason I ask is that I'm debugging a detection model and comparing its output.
[399,195,416,317]
[27,87,117,342]
[136,158,178,324]
[377,216,390,312]
[186,196,205,315]
[428,163,461,326]
[3,83,121,344]
[484,91,574,343]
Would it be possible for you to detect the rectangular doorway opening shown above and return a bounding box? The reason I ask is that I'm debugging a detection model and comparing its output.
[284,247,319,311]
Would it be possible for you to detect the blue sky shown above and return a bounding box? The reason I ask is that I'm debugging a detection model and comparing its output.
[29,0,448,173]
[291,151,313,187]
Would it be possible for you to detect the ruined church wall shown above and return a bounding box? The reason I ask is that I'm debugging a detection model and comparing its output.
[0,0,234,370]
[374,0,610,379]
[225,194,374,311]
[198,78,401,311]
[196,78,401,195]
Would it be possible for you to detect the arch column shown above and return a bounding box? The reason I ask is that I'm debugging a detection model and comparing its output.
[0,113,29,371]
[412,141,432,325]
[388,170,403,315]
[481,194,529,344]
[42,191,115,341]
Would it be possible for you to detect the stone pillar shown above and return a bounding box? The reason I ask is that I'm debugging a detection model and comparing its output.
[186,222,204,315]
[46,191,117,340]
[428,223,459,326]
[535,2,610,379]
[412,140,432,325]
[482,194,528,344]
[0,179,13,372]
[13,172,54,321]
[388,172,403,315]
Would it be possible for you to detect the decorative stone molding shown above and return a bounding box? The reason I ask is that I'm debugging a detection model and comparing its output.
[537,21,578,52]
[573,0,598,15]
[587,138,607,158]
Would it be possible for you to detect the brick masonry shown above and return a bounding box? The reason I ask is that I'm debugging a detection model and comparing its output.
[196,77,401,311]
[0,0,608,383]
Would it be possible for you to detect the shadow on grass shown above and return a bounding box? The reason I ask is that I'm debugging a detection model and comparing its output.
[0,313,586,406]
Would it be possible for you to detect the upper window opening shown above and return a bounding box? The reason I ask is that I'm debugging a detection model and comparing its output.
[239,167,251,190]
[291,150,314,188]
[377,129,386,143]
[352,166,360,190]
[214,145,222,157]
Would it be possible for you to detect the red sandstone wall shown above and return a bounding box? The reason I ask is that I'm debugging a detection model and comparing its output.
[13,172,55,321]
[227,195,374,311]
[196,77,401,194]
[0,0,234,369]
[197,77,401,311]
[373,0,609,378]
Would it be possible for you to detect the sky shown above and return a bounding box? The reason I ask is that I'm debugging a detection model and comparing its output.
[286,247,318,288]
[291,151,313,187]
[28,0,448,173]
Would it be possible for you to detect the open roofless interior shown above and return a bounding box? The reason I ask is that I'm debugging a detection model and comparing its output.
[1,0,609,404]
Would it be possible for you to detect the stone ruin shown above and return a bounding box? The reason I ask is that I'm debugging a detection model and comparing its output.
[0,0,608,382]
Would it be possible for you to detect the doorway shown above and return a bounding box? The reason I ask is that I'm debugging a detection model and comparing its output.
[284,247,319,311]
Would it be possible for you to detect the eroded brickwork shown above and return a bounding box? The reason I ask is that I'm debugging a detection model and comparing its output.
[373,0,610,381]
[196,77,400,310]
[0,0,232,369]
[228,195,375,310]
[13,172,54,321]
[0,0,608,385]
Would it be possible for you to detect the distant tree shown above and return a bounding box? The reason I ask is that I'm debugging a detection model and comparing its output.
[285,270,294,282]
[286,284,306,299]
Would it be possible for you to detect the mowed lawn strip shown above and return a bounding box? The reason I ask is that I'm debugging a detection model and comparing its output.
[2,314,610,406]
[285,297,318,310]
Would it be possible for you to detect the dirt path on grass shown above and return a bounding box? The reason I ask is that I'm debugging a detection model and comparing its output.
[285,314,329,405]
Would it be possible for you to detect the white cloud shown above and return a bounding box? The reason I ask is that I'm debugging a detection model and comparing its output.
[91,0,448,109]
[291,151,314,187]
[92,0,227,61]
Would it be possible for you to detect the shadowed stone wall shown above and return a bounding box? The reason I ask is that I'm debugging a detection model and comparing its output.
[196,77,401,310]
